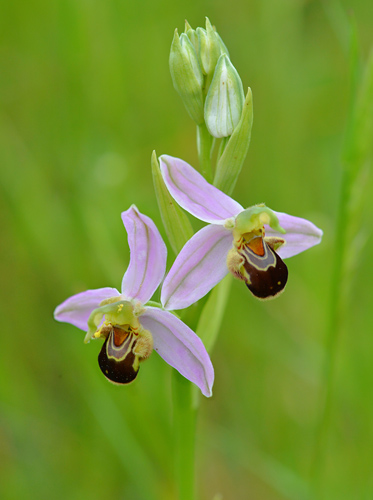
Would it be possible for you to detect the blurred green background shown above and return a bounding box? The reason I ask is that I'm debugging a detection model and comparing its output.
[1,1,372,499]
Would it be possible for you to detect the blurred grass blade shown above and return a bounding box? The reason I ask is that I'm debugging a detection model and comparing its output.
[312,44,373,494]
[151,151,194,255]
[321,0,351,55]
[216,424,311,500]
[344,46,373,178]
[213,87,253,195]
[85,386,158,500]
[340,44,373,297]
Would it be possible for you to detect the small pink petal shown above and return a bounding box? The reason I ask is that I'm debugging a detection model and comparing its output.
[160,155,243,224]
[54,288,120,331]
[161,224,233,310]
[121,205,167,303]
[266,211,323,259]
[140,307,214,397]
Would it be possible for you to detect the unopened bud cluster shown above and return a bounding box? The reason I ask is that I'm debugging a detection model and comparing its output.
[170,17,247,139]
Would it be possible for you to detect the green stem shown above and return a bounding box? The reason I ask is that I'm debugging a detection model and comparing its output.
[217,136,229,162]
[172,370,197,500]
[196,123,213,182]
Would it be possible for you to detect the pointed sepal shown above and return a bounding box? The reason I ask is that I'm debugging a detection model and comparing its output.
[139,307,214,397]
[196,18,222,77]
[121,205,167,304]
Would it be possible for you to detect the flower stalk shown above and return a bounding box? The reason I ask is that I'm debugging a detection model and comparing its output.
[196,123,214,182]
[173,371,197,500]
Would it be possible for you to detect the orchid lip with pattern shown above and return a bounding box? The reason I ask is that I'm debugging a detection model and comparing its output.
[159,155,323,311]
[54,205,214,397]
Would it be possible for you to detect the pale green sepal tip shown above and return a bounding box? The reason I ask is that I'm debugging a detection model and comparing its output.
[205,17,223,51]
[179,33,204,87]
[151,152,194,255]
[213,87,253,195]
[169,30,204,125]
[204,54,245,139]
[215,31,230,59]
[184,20,193,32]
[196,27,208,76]
[235,206,286,235]
[197,18,221,77]
[205,17,216,38]
[84,300,136,343]
[184,20,198,52]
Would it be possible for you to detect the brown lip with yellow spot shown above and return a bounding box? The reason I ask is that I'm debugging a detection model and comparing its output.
[98,325,140,385]
[225,231,288,300]
[240,237,288,299]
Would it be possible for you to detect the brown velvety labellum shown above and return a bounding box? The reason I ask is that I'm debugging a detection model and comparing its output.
[241,238,288,299]
[98,326,139,384]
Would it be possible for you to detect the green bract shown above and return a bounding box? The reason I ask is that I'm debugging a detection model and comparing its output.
[213,87,254,195]
[151,151,194,255]
[169,30,204,125]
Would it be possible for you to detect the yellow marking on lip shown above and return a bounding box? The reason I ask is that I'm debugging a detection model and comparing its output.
[113,327,129,347]
[247,236,265,256]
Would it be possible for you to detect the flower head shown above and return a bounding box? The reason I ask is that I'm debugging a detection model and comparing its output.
[159,156,323,310]
[54,205,214,397]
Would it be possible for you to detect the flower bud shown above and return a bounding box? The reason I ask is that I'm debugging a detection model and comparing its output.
[184,20,199,52]
[204,54,244,138]
[196,18,223,77]
[169,30,204,124]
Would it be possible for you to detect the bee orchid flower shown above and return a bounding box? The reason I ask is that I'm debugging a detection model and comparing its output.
[54,205,214,397]
[159,155,323,310]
